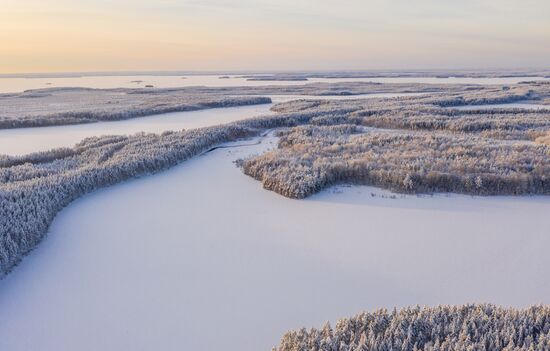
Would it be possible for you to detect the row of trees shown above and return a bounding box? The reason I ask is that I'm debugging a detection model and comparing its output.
[348,109,550,142]
[275,304,550,351]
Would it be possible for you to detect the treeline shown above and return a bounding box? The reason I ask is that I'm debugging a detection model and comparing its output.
[429,86,535,107]
[0,90,272,129]
[536,133,550,146]
[348,110,550,141]
[245,76,309,81]
[241,68,550,79]
[240,125,550,199]
[275,304,550,351]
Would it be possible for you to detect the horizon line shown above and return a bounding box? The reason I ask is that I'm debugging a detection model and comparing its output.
[2,67,549,79]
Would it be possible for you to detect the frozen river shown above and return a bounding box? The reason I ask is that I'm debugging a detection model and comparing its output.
[0,103,272,155]
[0,132,549,351]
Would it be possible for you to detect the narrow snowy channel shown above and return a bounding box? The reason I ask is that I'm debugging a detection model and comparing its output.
[0,133,548,351]
[0,103,272,156]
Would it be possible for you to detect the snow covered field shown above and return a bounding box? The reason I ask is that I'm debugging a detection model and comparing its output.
[0,134,548,351]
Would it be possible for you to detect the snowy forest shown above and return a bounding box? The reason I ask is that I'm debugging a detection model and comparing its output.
[0,81,509,129]
[240,82,550,198]
[274,304,550,351]
[1,81,549,280]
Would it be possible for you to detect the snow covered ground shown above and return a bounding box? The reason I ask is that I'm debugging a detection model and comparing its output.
[0,134,548,351]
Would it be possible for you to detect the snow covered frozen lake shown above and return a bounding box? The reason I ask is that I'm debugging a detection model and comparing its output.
[1,74,549,93]
[0,133,548,351]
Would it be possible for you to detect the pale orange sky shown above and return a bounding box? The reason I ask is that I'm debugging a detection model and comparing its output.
[1,0,549,73]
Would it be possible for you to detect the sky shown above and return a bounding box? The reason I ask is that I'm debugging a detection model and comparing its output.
[1,0,549,73]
